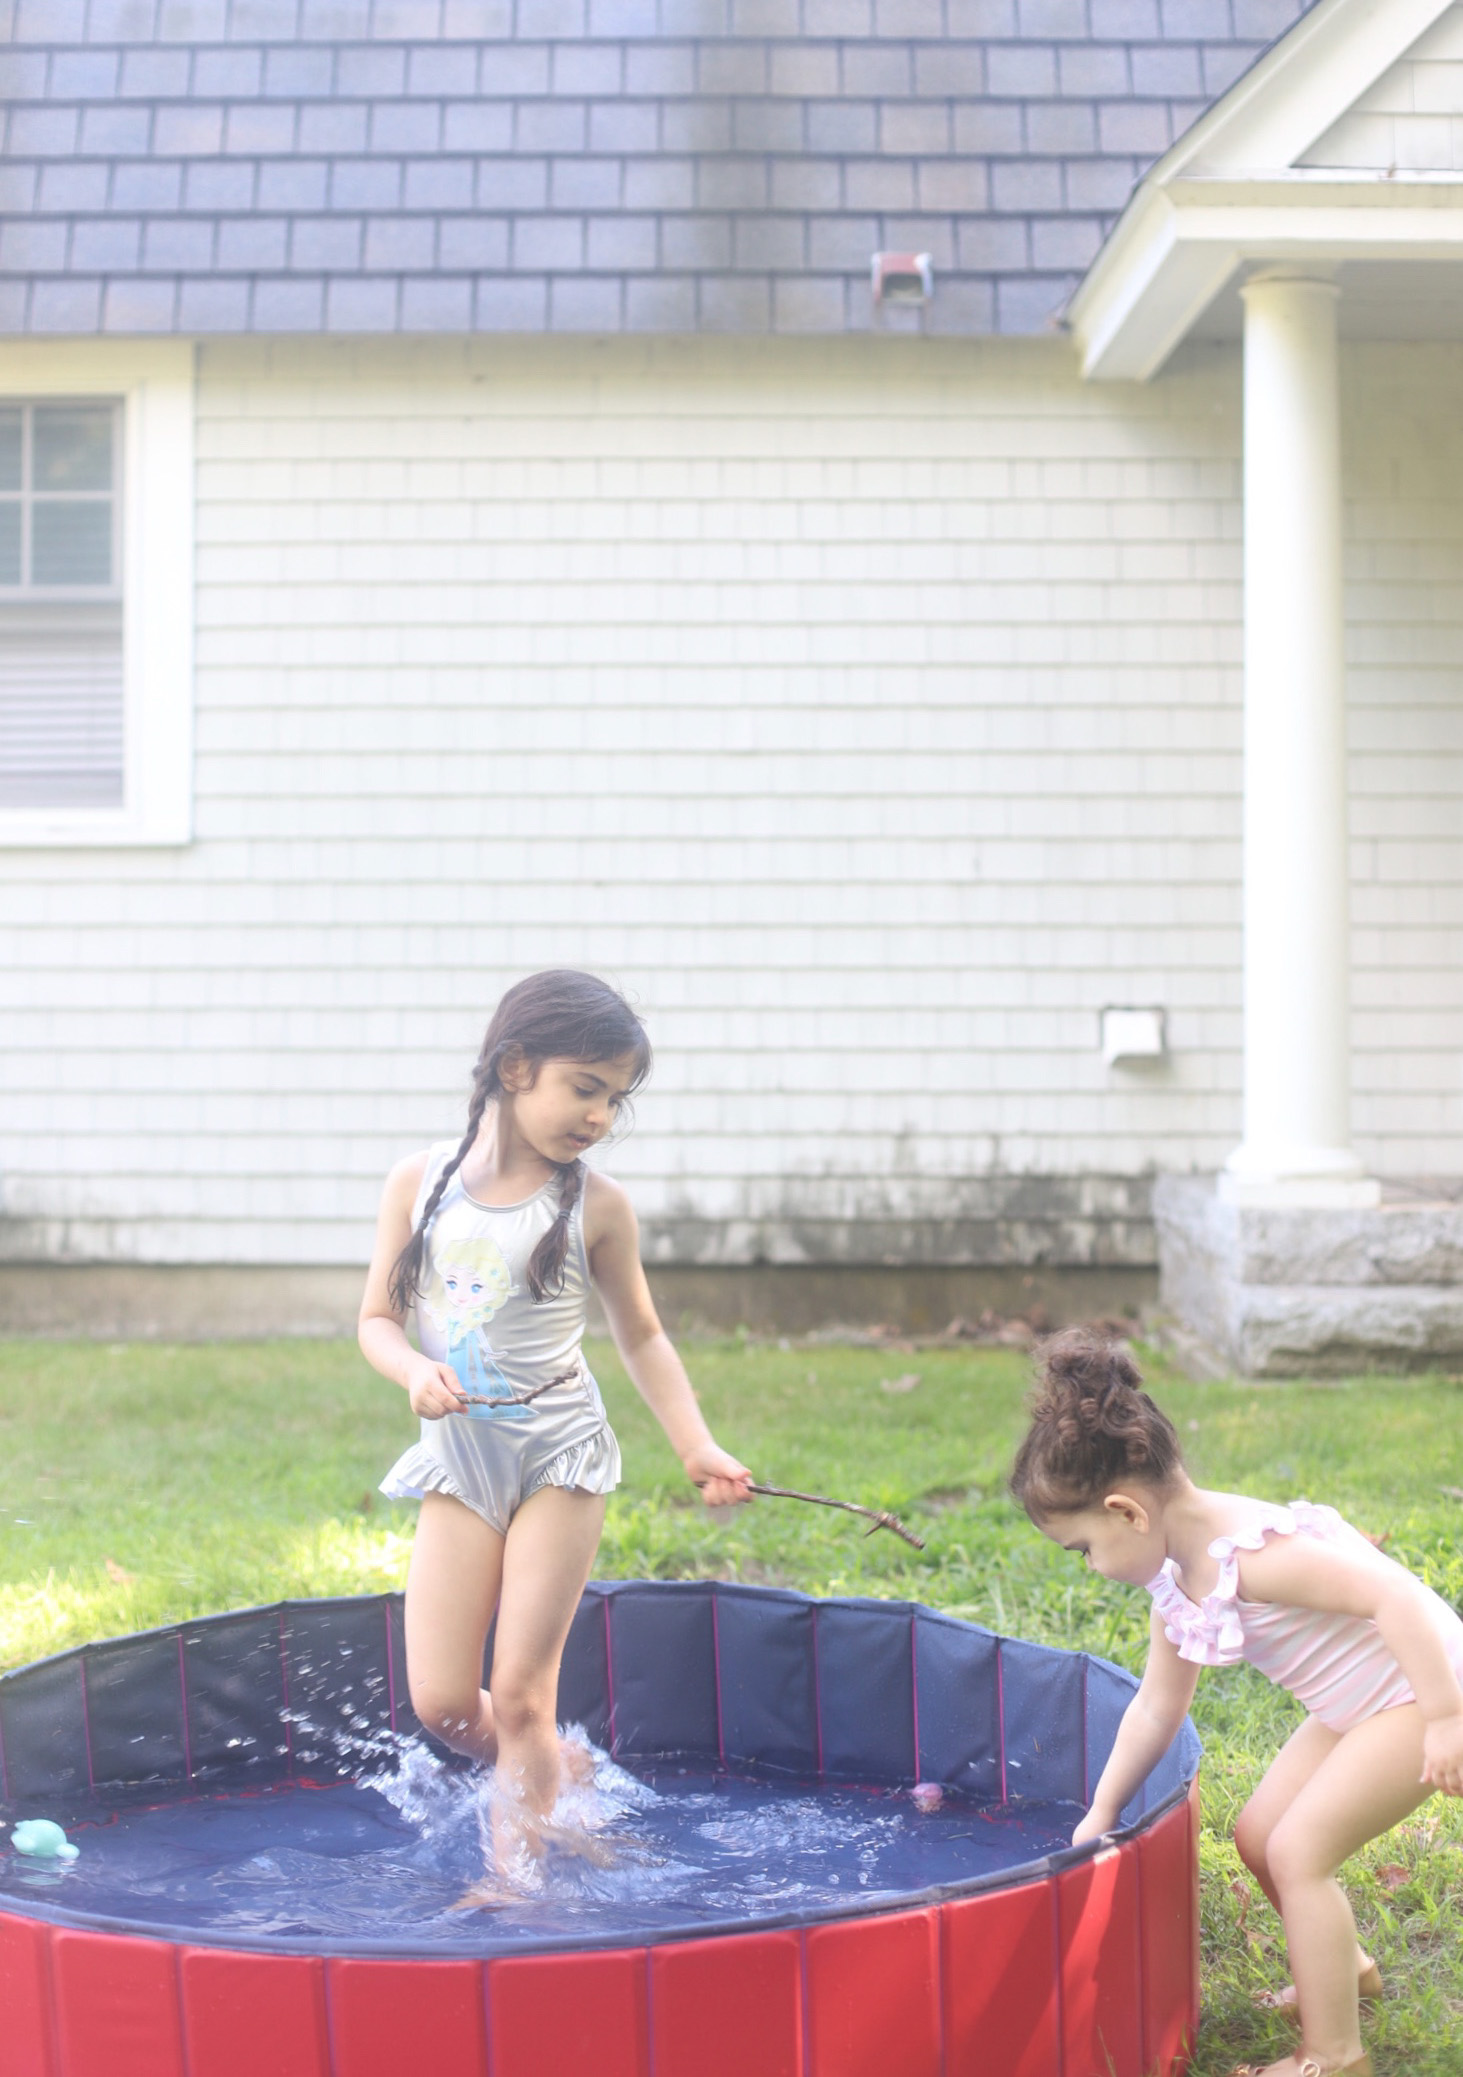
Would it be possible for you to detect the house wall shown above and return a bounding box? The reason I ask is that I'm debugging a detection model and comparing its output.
[1302,1,1463,169]
[1,333,1460,1299]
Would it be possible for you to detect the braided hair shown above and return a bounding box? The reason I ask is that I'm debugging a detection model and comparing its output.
[1009,1328,1184,1519]
[388,970,651,1316]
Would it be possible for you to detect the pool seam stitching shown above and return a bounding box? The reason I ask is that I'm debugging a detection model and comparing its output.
[177,1632,193,1785]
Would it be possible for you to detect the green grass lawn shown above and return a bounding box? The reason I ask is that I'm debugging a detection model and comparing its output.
[2,1335,1461,2075]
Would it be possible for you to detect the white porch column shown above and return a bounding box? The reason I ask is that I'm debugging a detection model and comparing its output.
[1222,270,1377,1208]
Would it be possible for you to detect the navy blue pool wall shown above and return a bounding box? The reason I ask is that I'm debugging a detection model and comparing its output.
[0,1581,1202,2077]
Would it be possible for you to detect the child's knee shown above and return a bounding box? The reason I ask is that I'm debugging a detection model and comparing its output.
[1232,1804,1270,1878]
[1264,1817,1326,1894]
[489,1664,553,1739]
[410,1675,481,1745]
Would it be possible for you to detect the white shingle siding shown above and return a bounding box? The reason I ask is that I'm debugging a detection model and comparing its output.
[1,333,1459,1270]
[1301,2,1463,169]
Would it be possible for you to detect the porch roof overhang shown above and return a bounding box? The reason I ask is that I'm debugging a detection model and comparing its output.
[1071,172,1463,380]
[1068,0,1463,380]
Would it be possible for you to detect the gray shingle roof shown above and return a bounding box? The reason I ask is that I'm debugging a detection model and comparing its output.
[0,0,1316,337]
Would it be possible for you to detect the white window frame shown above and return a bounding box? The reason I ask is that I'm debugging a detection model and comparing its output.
[0,340,194,847]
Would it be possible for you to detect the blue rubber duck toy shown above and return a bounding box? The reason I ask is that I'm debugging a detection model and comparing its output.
[11,1820,78,1862]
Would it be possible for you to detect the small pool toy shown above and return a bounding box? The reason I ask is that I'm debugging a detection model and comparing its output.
[10,1819,78,1861]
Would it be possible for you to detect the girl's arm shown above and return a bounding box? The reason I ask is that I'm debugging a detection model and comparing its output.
[1237,1534,1463,1795]
[585,1171,753,1508]
[357,1153,468,1419]
[1074,1606,1201,1845]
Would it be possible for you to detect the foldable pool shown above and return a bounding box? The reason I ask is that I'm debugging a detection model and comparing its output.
[0,1582,1201,2077]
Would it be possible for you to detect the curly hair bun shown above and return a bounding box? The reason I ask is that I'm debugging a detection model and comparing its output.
[1041,1325,1142,1398]
[1010,1325,1182,1515]
[1039,1327,1158,1460]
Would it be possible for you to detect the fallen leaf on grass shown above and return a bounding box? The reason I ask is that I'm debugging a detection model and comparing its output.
[356,1492,376,1514]
[1441,1486,1463,1503]
[1375,1864,1410,1892]
[104,1557,134,1585]
[880,1372,922,1395]
[996,1320,1036,1348]
[1362,1529,1393,1549]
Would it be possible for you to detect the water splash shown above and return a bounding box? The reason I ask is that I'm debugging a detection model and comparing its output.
[0,1724,1081,1949]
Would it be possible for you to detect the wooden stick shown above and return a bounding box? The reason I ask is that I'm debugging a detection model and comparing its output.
[742,1480,926,1552]
[458,1368,579,1410]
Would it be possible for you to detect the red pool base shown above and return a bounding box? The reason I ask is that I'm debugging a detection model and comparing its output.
[0,1583,1202,2077]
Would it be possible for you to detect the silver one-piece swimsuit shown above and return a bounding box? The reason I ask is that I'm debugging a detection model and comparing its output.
[379,1144,621,1535]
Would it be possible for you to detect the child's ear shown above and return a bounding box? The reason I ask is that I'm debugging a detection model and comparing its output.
[498,1044,534,1092]
[1103,1492,1152,1534]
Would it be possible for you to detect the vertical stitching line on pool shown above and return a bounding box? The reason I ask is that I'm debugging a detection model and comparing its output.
[909,1611,921,1782]
[1134,1825,1150,2077]
[481,1955,494,2077]
[603,1593,618,1759]
[42,1922,63,2077]
[177,1631,193,1785]
[644,1943,655,2077]
[172,1941,194,2077]
[321,1958,340,2077]
[1188,1779,1202,2048]
[710,1589,726,1771]
[1049,1873,1067,2077]
[383,1599,398,1737]
[278,1608,294,1778]
[1081,1655,1090,1805]
[798,1925,811,2077]
[0,1679,11,1803]
[78,1651,96,1793]
[811,1606,824,1779]
[995,1641,1007,1805]
[936,1896,949,2077]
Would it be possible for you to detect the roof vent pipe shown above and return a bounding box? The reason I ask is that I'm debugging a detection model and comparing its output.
[871,252,933,305]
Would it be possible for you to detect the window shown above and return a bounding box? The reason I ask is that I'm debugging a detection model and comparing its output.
[0,401,124,809]
[0,342,193,847]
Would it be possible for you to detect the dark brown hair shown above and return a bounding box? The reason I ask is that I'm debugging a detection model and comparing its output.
[388,969,651,1315]
[1008,1328,1184,1518]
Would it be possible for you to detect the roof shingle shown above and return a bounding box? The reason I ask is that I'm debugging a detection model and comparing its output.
[0,0,1315,335]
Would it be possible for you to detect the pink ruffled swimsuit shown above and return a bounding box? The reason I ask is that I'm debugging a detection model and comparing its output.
[1147,1499,1463,1734]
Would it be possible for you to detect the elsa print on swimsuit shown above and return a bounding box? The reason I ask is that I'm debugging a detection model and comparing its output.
[422,1233,532,1422]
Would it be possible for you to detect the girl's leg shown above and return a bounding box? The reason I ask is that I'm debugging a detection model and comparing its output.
[1263,1703,1432,2070]
[1234,1717,1379,2002]
[403,1491,506,1762]
[487,1484,607,1863]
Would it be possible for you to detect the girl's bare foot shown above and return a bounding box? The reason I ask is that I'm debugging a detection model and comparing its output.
[1230,2054,1373,2076]
[448,1876,517,1913]
[538,1817,618,1867]
[558,1732,596,1784]
[1255,1958,1382,2020]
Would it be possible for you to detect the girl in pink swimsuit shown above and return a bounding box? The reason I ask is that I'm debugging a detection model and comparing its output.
[1010,1331,1463,2077]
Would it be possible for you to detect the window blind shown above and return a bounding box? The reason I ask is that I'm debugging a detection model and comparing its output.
[0,401,123,811]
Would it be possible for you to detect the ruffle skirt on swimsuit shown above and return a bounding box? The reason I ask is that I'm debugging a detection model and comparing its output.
[381,1414,621,1537]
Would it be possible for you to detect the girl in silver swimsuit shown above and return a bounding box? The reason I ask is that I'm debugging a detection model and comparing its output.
[359,969,753,1878]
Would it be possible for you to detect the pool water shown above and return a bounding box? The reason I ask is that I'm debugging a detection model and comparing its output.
[0,1738,1083,1953]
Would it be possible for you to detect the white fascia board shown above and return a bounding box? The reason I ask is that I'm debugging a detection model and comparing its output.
[0,339,195,848]
[1073,189,1240,379]
[1172,0,1456,177]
